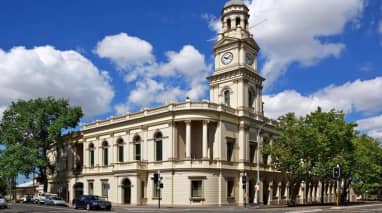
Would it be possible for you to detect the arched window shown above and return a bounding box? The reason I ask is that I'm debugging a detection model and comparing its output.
[244,19,248,29]
[89,143,95,168]
[102,141,108,166]
[154,132,163,161]
[224,90,230,106]
[117,138,124,163]
[236,17,241,27]
[227,18,231,30]
[133,135,141,161]
[248,88,255,108]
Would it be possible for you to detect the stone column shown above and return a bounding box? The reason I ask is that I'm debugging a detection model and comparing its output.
[285,182,290,205]
[239,121,246,162]
[113,136,118,164]
[308,183,312,203]
[267,137,273,165]
[268,181,273,205]
[258,180,264,205]
[72,145,77,169]
[277,182,282,205]
[317,181,322,203]
[202,120,209,159]
[96,139,100,167]
[185,120,191,159]
[172,122,178,160]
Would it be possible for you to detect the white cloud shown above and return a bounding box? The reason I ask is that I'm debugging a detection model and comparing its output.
[0,46,114,118]
[94,34,212,114]
[207,0,364,88]
[357,115,382,140]
[249,0,364,88]
[95,32,154,69]
[264,77,382,119]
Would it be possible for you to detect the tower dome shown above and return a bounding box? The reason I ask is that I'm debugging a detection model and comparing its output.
[224,0,245,7]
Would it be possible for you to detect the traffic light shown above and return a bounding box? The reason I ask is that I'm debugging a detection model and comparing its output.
[333,166,341,179]
[242,175,247,184]
[242,175,247,189]
[153,173,160,184]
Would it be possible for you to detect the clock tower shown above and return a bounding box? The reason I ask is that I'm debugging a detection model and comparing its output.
[208,0,264,115]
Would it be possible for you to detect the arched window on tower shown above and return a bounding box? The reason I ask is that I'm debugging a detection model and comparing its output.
[224,90,230,106]
[117,138,124,162]
[244,19,248,29]
[236,17,241,28]
[89,143,95,168]
[227,18,231,30]
[102,141,108,166]
[133,135,141,161]
[248,88,255,108]
[154,132,163,161]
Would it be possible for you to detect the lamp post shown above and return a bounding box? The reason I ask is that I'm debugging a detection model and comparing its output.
[255,122,267,207]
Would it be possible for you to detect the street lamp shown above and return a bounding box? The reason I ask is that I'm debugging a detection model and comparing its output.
[255,122,267,206]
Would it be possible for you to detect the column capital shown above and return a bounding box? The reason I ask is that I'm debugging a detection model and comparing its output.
[202,120,210,125]
[184,120,192,125]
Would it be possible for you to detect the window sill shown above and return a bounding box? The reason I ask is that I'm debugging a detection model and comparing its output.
[190,197,205,202]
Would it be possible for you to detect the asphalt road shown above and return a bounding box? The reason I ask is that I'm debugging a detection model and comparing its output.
[3,202,382,213]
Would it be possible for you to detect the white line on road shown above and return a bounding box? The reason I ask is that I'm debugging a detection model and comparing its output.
[286,209,323,213]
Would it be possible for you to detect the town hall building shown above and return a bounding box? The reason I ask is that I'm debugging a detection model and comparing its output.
[48,0,339,206]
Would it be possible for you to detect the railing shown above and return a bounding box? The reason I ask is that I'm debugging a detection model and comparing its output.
[83,101,278,130]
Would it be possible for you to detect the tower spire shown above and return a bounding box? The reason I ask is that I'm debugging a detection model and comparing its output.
[219,0,251,41]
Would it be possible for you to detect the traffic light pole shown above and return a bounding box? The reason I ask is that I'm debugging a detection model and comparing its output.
[157,170,161,209]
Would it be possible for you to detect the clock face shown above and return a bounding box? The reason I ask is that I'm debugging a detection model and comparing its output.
[221,52,233,65]
[246,52,254,65]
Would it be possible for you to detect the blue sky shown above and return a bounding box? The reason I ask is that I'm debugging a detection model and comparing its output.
[1,0,382,151]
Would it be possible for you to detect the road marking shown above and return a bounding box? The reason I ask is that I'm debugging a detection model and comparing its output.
[286,209,323,213]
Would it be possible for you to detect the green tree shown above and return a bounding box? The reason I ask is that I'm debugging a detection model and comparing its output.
[266,108,357,205]
[0,97,83,192]
[351,135,382,198]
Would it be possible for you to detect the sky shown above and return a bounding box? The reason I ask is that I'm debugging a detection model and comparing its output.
[1,0,382,145]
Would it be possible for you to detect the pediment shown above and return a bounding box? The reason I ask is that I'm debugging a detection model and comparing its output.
[214,37,240,49]
[214,37,260,51]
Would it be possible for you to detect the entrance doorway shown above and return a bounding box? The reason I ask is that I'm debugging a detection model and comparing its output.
[73,182,83,199]
[249,180,255,204]
[122,179,131,204]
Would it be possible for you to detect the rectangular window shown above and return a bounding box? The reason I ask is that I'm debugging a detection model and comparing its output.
[155,141,162,161]
[90,151,94,168]
[249,143,256,163]
[88,182,94,195]
[191,180,203,198]
[118,145,124,162]
[103,148,108,166]
[227,179,234,198]
[135,143,141,160]
[227,142,234,162]
[101,181,109,199]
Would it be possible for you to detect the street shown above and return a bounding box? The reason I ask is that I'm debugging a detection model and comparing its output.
[2,202,382,213]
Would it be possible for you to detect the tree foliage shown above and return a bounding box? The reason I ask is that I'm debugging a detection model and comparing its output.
[0,97,83,192]
[351,135,382,196]
[265,107,357,204]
